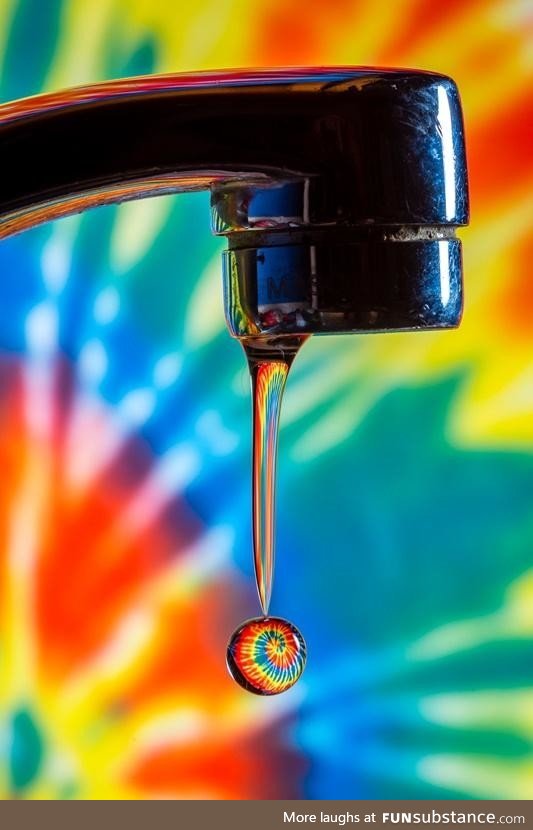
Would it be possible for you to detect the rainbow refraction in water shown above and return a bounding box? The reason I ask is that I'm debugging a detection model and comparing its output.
[243,336,308,619]
[247,356,290,615]
[227,617,306,695]
[226,339,307,696]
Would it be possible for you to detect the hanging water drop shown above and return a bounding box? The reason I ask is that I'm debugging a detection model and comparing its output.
[227,616,306,695]
[227,335,308,695]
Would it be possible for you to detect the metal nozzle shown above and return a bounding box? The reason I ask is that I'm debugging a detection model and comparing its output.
[221,226,462,337]
[210,70,468,337]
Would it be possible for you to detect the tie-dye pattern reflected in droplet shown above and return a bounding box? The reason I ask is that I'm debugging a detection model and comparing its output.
[227,616,306,695]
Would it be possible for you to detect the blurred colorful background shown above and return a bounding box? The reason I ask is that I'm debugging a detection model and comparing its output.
[0,0,532,801]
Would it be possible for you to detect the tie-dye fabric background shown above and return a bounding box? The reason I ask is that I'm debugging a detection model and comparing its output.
[0,0,531,801]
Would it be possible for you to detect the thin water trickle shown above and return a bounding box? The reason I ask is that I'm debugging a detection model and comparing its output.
[241,335,308,615]
[225,334,308,695]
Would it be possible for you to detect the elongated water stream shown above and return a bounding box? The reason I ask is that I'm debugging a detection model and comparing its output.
[226,335,308,696]
[243,335,308,614]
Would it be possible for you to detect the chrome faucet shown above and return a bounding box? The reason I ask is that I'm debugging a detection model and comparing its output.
[0,68,468,341]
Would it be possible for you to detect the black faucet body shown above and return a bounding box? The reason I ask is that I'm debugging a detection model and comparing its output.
[0,68,468,337]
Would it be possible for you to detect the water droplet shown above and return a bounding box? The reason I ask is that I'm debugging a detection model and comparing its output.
[227,616,306,695]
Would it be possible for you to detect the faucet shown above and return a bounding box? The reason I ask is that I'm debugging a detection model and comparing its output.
[0,67,468,342]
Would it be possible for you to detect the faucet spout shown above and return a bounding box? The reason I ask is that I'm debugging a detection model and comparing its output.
[0,67,468,336]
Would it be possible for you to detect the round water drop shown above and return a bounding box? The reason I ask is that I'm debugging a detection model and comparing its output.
[226,616,306,695]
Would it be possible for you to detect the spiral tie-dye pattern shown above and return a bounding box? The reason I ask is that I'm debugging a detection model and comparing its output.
[227,617,306,695]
